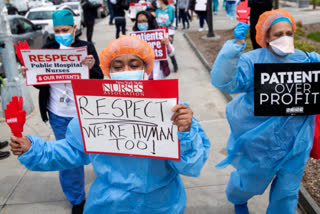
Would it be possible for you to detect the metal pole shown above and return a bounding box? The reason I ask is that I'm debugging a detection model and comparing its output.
[207,0,214,37]
[175,0,178,29]
[274,0,279,9]
[0,1,34,116]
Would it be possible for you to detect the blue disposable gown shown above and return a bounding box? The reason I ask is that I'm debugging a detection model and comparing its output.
[211,39,320,214]
[18,112,210,213]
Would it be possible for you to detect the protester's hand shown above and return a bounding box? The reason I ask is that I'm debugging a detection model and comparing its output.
[184,8,187,12]
[234,22,249,41]
[171,104,193,132]
[21,66,28,78]
[161,38,170,46]
[10,136,31,156]
[81,55,95,69]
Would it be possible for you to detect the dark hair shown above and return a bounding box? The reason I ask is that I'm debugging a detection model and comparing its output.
[132,11,159,31]
[161,0,169,5]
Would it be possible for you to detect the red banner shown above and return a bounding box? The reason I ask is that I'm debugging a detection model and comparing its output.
[72,79,180,160]
[130,29,167,61]
[36,73,81,82]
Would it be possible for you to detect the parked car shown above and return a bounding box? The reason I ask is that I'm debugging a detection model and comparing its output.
[60,2,84,26]
[0,15,49,77]
[25,5,82,41]
[56,6,83,35]
[29,0,53,9]
[8,0,29,15]
[25,6,58,40]
[8,15,49,51]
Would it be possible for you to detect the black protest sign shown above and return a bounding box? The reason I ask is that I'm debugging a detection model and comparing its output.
[254,63,320,116]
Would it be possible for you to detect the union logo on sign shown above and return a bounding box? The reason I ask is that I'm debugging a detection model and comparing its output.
[102,81,144,95]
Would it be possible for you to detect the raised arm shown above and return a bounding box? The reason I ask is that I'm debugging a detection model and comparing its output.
[210,23,251,94]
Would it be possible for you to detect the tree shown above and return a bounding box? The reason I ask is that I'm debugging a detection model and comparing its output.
[313,0,316,9]
[207,0,215,37]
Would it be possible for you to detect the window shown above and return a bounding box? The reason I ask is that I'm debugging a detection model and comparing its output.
[10,19,26,34]
[18,19,34,33]
[27,11,54,20]
[65,4,79,10]
[9,19,20,34]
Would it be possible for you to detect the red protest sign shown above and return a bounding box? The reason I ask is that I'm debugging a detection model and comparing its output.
[130,29,167,61]
[21,47,89,86]
[236,0,251,23]
[4,96,26,137]
[72,79,180,160]
[14,40,30,66]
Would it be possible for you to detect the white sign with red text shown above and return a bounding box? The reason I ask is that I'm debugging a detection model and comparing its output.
[21,47,89,85]
[129,2,151,19]
[72,79,180,160]
[130,29,167,61]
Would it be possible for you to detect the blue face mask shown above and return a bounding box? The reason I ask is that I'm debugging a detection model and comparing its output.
[54,32,74,47]
[110,70,145,80]
[137,23,149,31]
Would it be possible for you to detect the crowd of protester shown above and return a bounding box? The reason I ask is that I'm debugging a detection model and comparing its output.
[3,1,320,214]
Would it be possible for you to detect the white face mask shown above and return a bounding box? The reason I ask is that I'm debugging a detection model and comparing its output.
[110,70,145,80]
[269,36,294,57]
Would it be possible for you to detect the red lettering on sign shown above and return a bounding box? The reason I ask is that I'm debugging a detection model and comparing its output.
[29,55,37,62]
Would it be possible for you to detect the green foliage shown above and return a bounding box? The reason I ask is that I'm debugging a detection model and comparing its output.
[307,31,320,42]
[245,37,253,52]
[295,27,306,37]
[294,40,320,53]
[0,76,4,91]
[309,0,320,5]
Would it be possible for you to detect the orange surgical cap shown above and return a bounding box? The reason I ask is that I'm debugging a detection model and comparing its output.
[256,9,296,48]
[99,36,155,77]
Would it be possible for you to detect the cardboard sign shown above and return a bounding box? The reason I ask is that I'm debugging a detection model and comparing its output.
[21,47,89,85]
[254,63,320,116]
[72,79,180,160]
[195,0,207,11]
[130,29,167,61]
[129,2,151,19]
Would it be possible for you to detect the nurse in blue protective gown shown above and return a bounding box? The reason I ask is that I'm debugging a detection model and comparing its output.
[211,9,320,214]
[10,36,210,214]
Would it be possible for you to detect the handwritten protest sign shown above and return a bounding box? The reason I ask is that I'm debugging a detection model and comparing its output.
[254,63,320,116]
[21,47,89,85]
[129,2,151,19]
[72,79,180,160]
[130,29,167,61]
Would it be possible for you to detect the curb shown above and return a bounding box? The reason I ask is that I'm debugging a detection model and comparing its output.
[299,185,320,214]
[183,32,233,102]
[183,31,320,214]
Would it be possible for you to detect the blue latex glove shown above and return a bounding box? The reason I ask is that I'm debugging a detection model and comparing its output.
[234,22,249,40]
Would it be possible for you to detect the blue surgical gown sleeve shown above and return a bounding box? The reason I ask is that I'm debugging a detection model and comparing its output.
[17,118,91,171]
[169,117,210,177]
[211,39,250,94]
[308,51,320,62]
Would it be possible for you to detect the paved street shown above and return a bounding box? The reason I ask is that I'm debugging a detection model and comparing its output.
[1,1,318,213]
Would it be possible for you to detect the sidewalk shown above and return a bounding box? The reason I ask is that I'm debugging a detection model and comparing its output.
[0,3,315,213]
